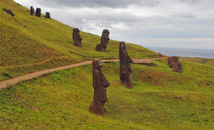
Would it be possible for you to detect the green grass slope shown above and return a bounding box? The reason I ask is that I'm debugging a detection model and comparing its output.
[0,0,158,81]
[0,59,213,129]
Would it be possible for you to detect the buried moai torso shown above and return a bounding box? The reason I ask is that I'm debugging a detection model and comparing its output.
[35,8,41,17]
[72,28,82,47]
[30,6,34,15]
[95,29,110,52]
[168,56,182,73]
[45,12,51,18]
[89,60,110,115]
[119,42,133,88]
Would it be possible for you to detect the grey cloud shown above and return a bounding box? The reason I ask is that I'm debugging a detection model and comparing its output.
[36,0,161,8]
[170,13,196,19]
[178,0,200,4]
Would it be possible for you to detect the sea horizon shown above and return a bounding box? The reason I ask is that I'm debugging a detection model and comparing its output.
[146,47,214,59]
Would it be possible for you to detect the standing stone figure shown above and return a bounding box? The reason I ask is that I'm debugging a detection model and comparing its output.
[89,60,110,116]
[72,28,82,47]
[35,8,41,17]
[95,29,110,52]
[168,56,182,73]
[30,6,34,15]
[45,12,51,18]
[119,42,133,88]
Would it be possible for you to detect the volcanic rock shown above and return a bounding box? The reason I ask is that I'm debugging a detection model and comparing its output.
[35,8,41,17]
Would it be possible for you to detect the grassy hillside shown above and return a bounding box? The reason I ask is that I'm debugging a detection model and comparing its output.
[0,0,158,81]
[0,59,213,129]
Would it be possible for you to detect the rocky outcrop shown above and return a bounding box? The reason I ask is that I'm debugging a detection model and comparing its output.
[168,56,182,73]
[45,12,51,18]
[30,6,34,15]
[95,29,110,52]
[72,28,82,47]
[35,8,41,17]
[3,8,14,17]
[119,42,133,88]
[89,60,110,115]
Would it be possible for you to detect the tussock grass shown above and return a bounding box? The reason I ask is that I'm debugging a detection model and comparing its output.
[0,59,213,129]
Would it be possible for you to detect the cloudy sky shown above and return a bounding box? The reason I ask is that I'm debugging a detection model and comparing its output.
[14,0,214,49]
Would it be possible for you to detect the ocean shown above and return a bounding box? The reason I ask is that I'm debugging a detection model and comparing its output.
[146,47,214,59]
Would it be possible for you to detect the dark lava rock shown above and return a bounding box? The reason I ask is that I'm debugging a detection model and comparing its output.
[45,12,50,18]
[35,8,41,17]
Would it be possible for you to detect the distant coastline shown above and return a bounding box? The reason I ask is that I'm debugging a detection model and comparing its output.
[146,47,214,59]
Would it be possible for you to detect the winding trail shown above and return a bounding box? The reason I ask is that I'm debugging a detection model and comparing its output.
[0,58,164,89]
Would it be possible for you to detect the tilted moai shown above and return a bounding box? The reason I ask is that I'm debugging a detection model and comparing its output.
[72,28,82,47]
[30,6,34,15]
[35,8,41,17]
[45,12,51,18]
[95,29,110,52]
[119,42,133,88]
[168,56,182,73]
[89,60,110,116]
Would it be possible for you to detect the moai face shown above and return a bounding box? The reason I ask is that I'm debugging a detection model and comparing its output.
[119,42,133,88]
[72,28,82,47]
[89,60,110,115]
[100,29,110,49]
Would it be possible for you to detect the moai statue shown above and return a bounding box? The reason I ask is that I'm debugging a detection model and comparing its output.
[72,28,82,47]
[45,12,51,18]
[168,56,182,73]
[3,8,15,17]
[95,29,110,52]
[35,8,41,17]
[89,60,110,116]
[30,6,34,15]
[119,41,133,88]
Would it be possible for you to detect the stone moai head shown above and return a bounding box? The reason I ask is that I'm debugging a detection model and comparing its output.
[35,8,41,17]
[168,56,182,73]
[72,28,82,47]
[119,41,133,88]
[89,60,110,115]
[95,29,110,52]
[100,29,110,48]
[30,6,34,15]
[45,12,51,18]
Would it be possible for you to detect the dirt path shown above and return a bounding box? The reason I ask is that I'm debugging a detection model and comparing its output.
[0,58,165,89]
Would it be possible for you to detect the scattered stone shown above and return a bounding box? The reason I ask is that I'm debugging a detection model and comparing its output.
[3,8,14,17]
[35,8,41,17]
[168,56,182,73]
[119,41,133,88]
[30,6,34,15]
[72,28,82,47]
[89,60,110,115]
[95,29,110,52]
[45,12,51,18]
